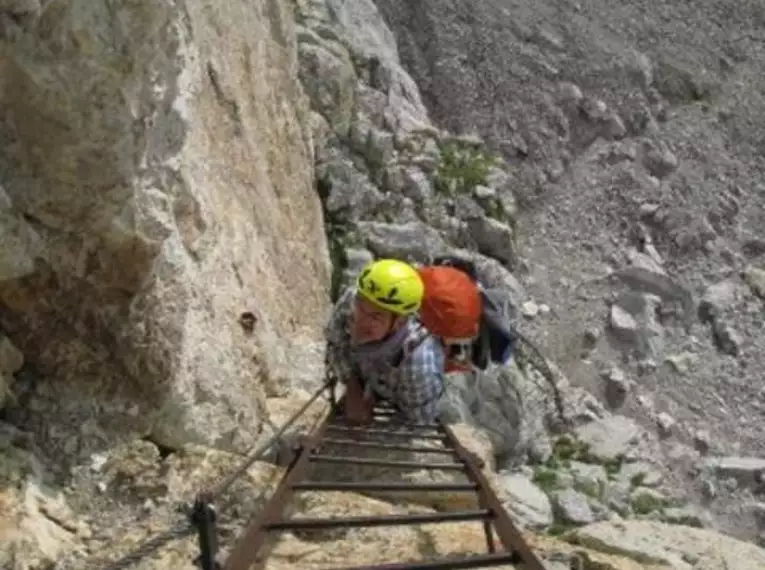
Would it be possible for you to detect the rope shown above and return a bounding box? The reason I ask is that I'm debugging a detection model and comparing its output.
[514,330,569,428]
[98,524,196,570]
[206,379,333,499]
[89,379,335,570]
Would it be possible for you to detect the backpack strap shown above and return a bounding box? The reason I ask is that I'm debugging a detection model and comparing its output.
[470,288,518,369]
[391,323,430,368]
[431,255,479,282]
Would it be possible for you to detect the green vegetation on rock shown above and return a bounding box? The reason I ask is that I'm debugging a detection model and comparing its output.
[548,435,626,477]
[362,128,386,180]
[603,455,625,477]
[552,435,588,461]
[545,522,573,537]
[630,488,670,515]
[433,140,498,196]
[629,472,647,488]
[532,465,562,493]
[483,196,517,232]
[575,476,606,501]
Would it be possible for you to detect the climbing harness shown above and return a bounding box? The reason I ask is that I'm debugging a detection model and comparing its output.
[84,377,551,570]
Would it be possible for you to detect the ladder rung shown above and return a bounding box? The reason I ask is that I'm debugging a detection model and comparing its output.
[319,438,455,454]
[368,420,442,430]
[326,425,445,439]
[325,551,523,570]
[292,481,478,492]
[335,413,440,429]
[309,454,465,470]
[265,509,492,531]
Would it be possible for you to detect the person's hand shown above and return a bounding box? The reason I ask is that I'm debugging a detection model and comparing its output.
[344,379,373,427]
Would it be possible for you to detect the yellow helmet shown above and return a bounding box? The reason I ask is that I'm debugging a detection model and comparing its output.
[356,259,424,316]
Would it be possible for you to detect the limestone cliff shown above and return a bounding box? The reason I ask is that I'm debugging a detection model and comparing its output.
[0,0,331,455]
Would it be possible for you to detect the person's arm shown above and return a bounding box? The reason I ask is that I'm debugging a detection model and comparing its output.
[344,374,374,425]
[393,337,445,425]
[324,286,356,385]
[324,287,374,424]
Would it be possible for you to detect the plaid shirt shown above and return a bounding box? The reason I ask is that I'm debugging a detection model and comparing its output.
[325,287,445,424]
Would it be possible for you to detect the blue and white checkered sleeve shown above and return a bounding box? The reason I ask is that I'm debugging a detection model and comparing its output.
[324,287,356,385]
[394,337,445,424]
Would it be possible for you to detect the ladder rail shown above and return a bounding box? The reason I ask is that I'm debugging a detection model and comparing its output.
[221,409,335,570]
[441,423,547,570]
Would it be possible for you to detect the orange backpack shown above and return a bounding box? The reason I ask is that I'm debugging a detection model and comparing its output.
[418,257,519,372]
[417,266,483,341]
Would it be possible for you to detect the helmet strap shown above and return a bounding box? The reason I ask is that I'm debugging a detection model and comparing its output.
[382,313,405,339]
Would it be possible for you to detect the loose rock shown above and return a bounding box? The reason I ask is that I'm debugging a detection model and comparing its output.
[707,456,765,484]
[609,305,639,343]
[522,301,541,319]
[743,265,765,299]
[655,413,675,438]
[603,367,629,408]
[574,416,643,463]
[552,488,595,525]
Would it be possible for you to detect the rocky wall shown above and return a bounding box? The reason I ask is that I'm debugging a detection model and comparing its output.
[0,0,332,456]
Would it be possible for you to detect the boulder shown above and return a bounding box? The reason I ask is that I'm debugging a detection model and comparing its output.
[567,520,765,570]
[574,416,644,463]
[438,361,557,465]
[552,488,595,525]
[706,456,765,485]
[357,220,450,261]
[496,472,554,530]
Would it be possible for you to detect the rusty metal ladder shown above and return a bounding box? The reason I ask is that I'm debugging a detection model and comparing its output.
[222,400,548,570]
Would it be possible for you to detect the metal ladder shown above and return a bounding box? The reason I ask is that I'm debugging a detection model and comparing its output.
[222,400,548,570]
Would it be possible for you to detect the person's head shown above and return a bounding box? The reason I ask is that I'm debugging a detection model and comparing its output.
[352,259,424,344]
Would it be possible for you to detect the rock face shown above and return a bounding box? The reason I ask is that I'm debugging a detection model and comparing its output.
[0,0,331,453]
[295,0,524,291]
[372,0,765,545]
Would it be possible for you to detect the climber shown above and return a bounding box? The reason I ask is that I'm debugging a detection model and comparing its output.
[325,258,445,426]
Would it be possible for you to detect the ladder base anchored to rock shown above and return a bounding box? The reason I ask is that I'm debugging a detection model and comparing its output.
[222,400,548,570]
